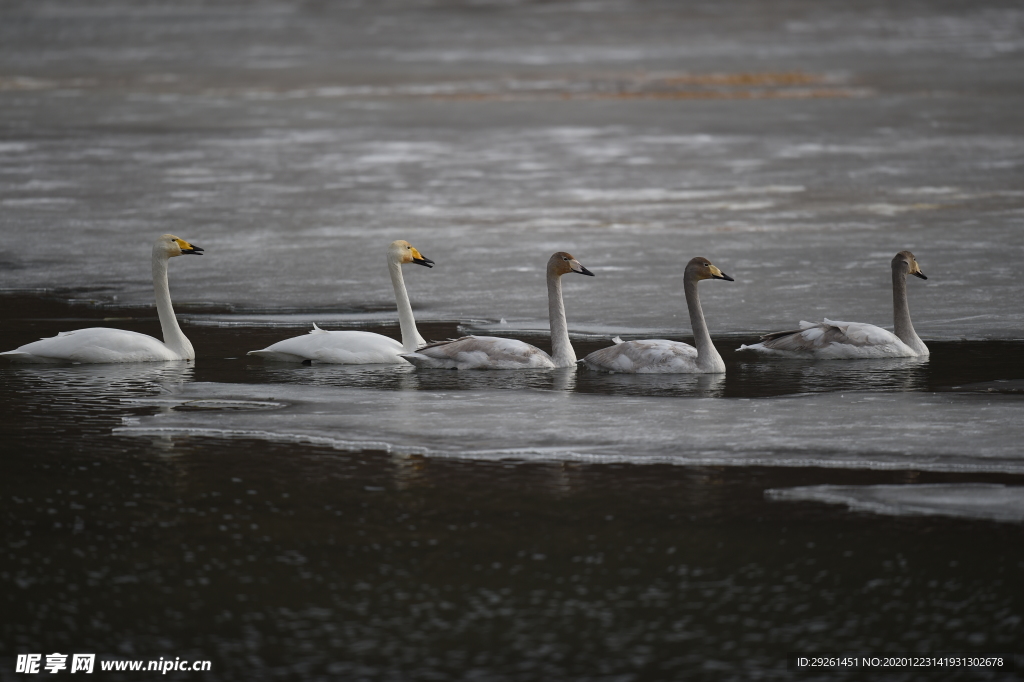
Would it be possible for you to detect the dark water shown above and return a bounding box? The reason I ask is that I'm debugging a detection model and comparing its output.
[2,295,1022,681]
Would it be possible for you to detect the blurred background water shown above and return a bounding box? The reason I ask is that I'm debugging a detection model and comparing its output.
[2,0,1023,679]
[2,0,1023,337]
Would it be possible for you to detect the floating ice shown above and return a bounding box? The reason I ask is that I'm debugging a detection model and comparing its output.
[766,484,1024,523]
[117,382,1024,474]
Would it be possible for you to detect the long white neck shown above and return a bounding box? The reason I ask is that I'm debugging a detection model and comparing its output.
[152,253,194,360]
[684,274,725,373]
[547,270,576,368]
[390,259,425,352]
[892,265,927,356]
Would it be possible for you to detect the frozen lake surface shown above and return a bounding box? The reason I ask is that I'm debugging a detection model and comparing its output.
[118,379,1024,474]
[2,1,1023,340]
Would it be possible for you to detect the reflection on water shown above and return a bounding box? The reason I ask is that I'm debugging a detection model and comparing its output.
[9,361,195,394]
[731,354,931,397]
[577,368,726,398]
[3,362,195,440]
[245,361,581,393]
[248,361,420,391]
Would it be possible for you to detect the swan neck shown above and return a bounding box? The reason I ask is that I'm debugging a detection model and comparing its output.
[685,274,724,372]
[152,252,193,360]
[892,265,926,354]
[547,271,575,368]
[390,258,424,352]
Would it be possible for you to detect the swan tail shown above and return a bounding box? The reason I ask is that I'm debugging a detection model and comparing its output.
[756,328,806,343]
[247,349,310,362]
[398,351,441,368]
[0,350,63,363]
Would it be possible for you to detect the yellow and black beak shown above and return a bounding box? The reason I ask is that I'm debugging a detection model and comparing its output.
[411,248,434,268]
[710,265,733,282]
[176,239,203,255]
[912,270,927,280]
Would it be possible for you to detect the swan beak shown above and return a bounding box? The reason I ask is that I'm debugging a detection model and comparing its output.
[572,261,595,277]
[177,239,203,255]
[906,258,926,279]
[710,265,733,281]
[410,247,434,268]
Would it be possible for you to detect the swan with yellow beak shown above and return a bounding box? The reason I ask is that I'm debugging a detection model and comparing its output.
[1,234,204,363]
[248,239,434,364]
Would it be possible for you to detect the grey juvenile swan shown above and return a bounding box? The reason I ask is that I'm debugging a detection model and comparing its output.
[737,251,929,359]
[401,252,594,369]
[582,257,734,373]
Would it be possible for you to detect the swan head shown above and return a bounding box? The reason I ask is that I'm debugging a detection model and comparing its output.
[155,234,203,259]
[548,252,594,277]
[893,251,926,280]
[686,256,733,282]
[389,240,434,268]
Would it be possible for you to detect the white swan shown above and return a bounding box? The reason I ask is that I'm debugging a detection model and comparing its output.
[737,251,929,359]
[582,257,734,374]
[247,240,434,364]
[400,252,594,369]
[1,234,204,363]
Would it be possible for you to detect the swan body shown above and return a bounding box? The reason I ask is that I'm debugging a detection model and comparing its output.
[2,328,187,364]
[1,235,204,363]
[247,325,406,364]
[582,257,733,374]
[404,335,562,370]
[737,251,929,359]
[401,252,593,370]
[739,318,920,359]
[248,240,433,364]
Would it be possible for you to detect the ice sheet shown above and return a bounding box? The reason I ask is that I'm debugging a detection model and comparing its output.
[117,382,1024,474]
[766,484,1024,523]
[2,3,1023,341]
[4,125,1019,341]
